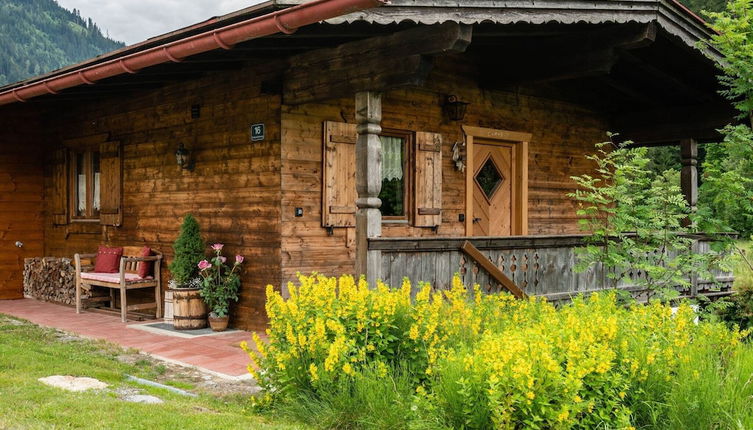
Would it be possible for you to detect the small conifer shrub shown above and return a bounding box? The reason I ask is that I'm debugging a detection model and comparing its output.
[168,214,206,287]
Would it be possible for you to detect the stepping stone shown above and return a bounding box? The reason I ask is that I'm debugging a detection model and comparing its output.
[39,375,108,392]
[121,394,163,404]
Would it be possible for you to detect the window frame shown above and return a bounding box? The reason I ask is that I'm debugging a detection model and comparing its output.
[68,149,100,222]
[379,128,413,224]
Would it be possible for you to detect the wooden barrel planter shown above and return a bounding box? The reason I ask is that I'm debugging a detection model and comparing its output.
[170,288,207,330]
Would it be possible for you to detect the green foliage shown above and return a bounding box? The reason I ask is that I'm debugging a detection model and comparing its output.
[680,0,728,14]
[696,127,753,237]
[168,214,206,286]
[568,138,720,300]
[698,0,753,238]
[0,0,123,86]
[198,245,242,317]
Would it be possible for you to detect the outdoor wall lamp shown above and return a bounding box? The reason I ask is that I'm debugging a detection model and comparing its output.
[443,95,470,121]
[175,143,192,170]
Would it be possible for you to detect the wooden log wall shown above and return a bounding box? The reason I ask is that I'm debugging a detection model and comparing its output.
[369,235,733,300]
[0,106,45,299]
[34,61,286,331]
[280,53,607,286]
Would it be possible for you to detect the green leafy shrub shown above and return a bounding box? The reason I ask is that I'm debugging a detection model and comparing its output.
[568,139,722,301]
[244,274,749,429]
[168,214,205,287]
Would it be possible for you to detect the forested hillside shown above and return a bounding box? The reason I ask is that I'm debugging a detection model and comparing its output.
[0,0,123,86]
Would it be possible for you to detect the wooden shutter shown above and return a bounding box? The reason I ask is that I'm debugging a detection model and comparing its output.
[322,121,357,227]
[99,141,122,227]
[51,147,69,225]
[414,132,443,227]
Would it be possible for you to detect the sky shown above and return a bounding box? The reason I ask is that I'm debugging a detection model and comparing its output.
[55,0,266,45]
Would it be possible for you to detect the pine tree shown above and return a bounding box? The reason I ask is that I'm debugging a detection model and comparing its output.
[169,214,206,286]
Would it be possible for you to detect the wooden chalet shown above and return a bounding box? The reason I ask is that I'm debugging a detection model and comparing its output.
[0,0,736,330]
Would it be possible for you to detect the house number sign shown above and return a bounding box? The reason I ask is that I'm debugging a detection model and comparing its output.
[251,123,265,141]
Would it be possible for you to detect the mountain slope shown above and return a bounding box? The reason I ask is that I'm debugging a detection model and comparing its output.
[0,0,124,86]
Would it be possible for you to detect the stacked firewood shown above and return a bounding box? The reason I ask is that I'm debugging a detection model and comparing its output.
[23,257,77,305]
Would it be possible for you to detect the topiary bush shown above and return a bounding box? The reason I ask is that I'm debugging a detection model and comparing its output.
[168,214,205,287]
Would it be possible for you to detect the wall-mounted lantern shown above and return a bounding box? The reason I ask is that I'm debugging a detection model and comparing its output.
[175,143,191,170]
[443,95,470,122]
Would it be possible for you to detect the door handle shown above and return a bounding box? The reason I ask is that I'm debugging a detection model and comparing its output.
[15,241,23,248]
[472,217,482,223]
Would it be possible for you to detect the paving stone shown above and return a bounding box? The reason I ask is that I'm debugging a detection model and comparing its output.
[39,375,108,392]
[121,394,164,404]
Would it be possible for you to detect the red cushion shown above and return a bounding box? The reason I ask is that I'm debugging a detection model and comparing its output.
[94,246,123,273]
[137,246,152,279]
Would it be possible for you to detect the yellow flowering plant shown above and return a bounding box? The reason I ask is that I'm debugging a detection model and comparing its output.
[242,273,747,429]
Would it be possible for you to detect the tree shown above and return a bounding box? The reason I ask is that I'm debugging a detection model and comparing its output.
[697,0,753,272]
[168,214,206,287]
[569,136,721,301]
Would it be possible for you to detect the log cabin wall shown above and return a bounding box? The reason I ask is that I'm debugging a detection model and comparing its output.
[0,107,45,299]
[37,61,286,331]
[280,54,607,286]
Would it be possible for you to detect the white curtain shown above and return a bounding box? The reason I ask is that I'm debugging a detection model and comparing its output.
[381,136,404,181]
[93,172,100,211]
[77,173,86,213]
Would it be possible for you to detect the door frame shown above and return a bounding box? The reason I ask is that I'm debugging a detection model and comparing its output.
[463,125,531,236]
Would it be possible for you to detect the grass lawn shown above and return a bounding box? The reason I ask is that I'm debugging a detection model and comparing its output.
[0,314,301,430]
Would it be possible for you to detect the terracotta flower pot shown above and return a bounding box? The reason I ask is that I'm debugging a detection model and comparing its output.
[208,315,229,332]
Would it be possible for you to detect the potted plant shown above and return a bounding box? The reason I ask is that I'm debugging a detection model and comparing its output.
[198,243,243,331]
[168,214,208,330]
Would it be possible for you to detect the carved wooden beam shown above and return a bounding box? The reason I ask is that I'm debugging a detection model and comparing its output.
[283,22,473,105]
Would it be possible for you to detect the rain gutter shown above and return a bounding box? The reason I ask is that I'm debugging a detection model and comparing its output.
[0,0,387,106]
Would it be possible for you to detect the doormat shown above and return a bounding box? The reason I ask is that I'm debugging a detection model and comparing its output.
[128,322,240,338]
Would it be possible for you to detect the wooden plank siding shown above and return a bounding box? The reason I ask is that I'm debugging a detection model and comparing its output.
[34,61,287,331]
[280,53,607,286]
[0,107,45,299]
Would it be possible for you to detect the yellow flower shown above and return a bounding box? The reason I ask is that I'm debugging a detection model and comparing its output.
[343,363,354,376]
[525,391,535,400]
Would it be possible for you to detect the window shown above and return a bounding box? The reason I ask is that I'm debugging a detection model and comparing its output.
[379,130,411,220]
[71,150,101,220]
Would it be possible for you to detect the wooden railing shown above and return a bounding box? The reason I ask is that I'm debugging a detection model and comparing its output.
[368,234,734,300]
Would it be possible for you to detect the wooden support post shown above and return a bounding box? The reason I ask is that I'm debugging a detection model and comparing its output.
[355,91,382,285]
[680,138,698,227]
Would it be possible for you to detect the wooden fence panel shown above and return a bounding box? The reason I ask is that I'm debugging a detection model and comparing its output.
[370,234,733,300]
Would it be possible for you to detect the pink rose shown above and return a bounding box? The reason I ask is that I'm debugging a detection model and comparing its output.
[211,243,224,251]
[235,255,244,264]
[219,256,227,264]
[197,260,210,270]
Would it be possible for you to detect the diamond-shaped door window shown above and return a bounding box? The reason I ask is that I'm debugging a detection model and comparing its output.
[475,157,505,200]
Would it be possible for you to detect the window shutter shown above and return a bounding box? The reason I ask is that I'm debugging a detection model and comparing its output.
[99,141,122,227]
[51,148,68,225]
[322,121,357,227]
[414,132,443,227]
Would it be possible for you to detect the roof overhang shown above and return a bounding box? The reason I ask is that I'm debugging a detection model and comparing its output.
[276,0,718,58]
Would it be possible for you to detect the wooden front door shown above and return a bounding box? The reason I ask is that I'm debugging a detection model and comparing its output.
[464,125,530,237]
[472,140,515,236]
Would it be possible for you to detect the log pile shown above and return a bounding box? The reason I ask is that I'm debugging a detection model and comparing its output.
[23,257,77,305]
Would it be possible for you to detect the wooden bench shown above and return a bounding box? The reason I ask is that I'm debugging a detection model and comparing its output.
[74,247,163,323]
